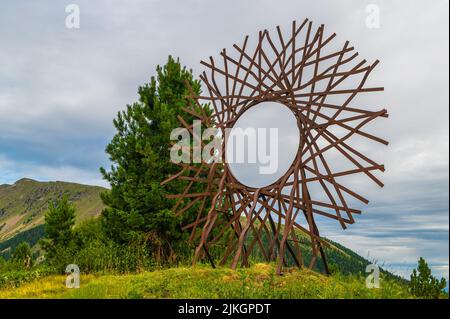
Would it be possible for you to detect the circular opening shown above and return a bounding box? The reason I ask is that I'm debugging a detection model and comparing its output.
[225,101,300,188]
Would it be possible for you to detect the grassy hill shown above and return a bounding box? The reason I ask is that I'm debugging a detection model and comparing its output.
[0,178,105,256]
[0,263,413,299]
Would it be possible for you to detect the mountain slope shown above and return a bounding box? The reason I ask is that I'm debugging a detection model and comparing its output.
[0,178,105,243]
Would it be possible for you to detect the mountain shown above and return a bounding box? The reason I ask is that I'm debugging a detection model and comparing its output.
[0,178,105,245]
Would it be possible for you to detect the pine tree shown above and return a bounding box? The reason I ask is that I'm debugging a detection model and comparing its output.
[41,195,76,259]
[410,257,447,299]
[11,242,33,269]
[100,56,208,261]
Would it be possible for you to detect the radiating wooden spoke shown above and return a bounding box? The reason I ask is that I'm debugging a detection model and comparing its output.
[161,20,387,275]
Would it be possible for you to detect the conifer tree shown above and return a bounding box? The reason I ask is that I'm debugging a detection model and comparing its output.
[410,257,447,299]
[100,56,208,261]
[11,242,33,269]
[41,195,76,259]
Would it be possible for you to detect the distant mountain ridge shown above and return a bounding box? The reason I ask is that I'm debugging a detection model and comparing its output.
[0,178,105,243]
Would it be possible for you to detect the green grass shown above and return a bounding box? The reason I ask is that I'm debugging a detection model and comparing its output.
[0,263,414,299]
[0,266,54,289]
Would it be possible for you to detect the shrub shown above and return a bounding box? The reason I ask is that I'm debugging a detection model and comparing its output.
[0,256,6,272]
[0,266,54,289]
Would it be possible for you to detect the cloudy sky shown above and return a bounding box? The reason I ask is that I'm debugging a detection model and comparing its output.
[0,0,448,281]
